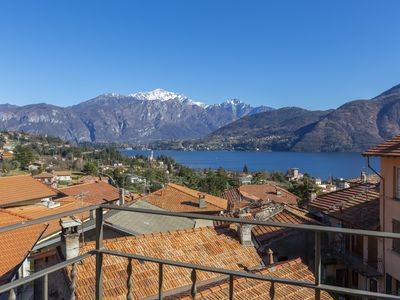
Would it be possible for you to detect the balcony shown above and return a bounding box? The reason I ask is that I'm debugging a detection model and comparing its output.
[0,204,400,300]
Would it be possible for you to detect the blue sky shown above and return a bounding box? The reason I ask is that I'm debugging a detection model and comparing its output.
[1,0,400,109]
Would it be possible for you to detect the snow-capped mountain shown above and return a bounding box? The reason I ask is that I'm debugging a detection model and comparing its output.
[129,88,208,108]
[129,88,188,102]
[0,89,273,144]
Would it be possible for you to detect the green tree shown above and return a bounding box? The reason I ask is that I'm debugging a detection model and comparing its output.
[252,172,267,184]
[288,174,321,204]
[82,162,97,175]
[242,164,249,173]
[13,145,34,169]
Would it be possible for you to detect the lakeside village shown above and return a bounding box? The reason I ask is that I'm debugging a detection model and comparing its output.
[0,130,397,299]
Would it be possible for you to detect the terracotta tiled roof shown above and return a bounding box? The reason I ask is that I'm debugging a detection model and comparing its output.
[58,182,119,205]
[308,183,380,230]
[5,197,92,238]
[170,258,333,299]
[215,205,319,245]
[0,175,57,207]
[363,134,400,157]
[33,172,56,179]
[68,226,263,299]
[0,210,47,283]
[239,184,298,205]
[78,175,110,184]
[221,188,249,210]
[221,184,298,211]
[139,183,228,213]
[54,170,72,176]
[1,152,13,159]
[252,206,319,245]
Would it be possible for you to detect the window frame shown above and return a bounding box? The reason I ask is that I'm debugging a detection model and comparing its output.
[392,219,400,254]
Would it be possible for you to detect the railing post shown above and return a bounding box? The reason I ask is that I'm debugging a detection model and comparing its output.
[158,263,164,300]
[70,263,77,300]
[95,207,104,300]
[190,269,197,299]
[43,274,48,300]
[229,274,234,300]
[126,258,133,300]
[315,231,321,300]
[7,288,16,300]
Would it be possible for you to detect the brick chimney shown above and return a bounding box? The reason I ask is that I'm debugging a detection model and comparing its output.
[60,217,82,260]
[198,193,206,208]
[237,211,253,246]
[266,248,274,265]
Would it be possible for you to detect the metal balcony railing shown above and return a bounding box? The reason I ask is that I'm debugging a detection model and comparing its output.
[0,203,400,300]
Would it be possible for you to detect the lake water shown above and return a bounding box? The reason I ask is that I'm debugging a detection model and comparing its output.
[122,150,379,180]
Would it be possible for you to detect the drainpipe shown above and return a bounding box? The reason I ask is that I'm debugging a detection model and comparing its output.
[366,156,385,285]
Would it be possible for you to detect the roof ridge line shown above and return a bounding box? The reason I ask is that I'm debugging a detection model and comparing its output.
[0,208,32,221]
[81,225,216,248]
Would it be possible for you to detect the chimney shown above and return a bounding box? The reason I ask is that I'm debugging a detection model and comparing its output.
[361,171,367,183]
[119,188,125,206]
[266,248,274,265]
[198,193,206,208]
[237,211,253,246]
[308,189,317,202]
[60,217,82,260]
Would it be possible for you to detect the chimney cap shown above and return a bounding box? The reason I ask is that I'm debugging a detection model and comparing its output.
[60,217,82,229]
[266,248,274,265]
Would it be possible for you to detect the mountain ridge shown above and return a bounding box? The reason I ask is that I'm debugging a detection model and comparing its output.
[187,84,400,152]
[0,89,273,144]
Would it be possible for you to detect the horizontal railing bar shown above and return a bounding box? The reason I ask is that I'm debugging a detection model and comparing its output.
[0,202,399,240]
[101,204,400,239]
[0,205,100,233]
[0,252,94,294]
[100,249,400,299]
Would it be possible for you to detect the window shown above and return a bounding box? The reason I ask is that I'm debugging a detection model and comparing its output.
[386,273,393,294]
[393,219,400,254]
[395,167,400,199]
[396,278,400,296]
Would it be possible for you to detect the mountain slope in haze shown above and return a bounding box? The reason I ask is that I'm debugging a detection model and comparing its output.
[0,89,272,144]
[292,84,400,151]
[194,84,400,152]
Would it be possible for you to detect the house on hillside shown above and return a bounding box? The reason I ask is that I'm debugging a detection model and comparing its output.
[238,173,253,185]
[363,134,400,295]
[221,183,299,211]
[308,183,381,293]
[286,167,303,181]
[53,170,72,183]
[33,172,57,186]
[0,151,13,161]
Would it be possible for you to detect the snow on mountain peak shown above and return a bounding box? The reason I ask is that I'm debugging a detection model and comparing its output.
[128,88,208,107]
[224,99,244,105]
[129,88,188,102]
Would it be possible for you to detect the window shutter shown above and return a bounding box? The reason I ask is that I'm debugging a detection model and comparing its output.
[393,219,400,253]
[396,168,400,199]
